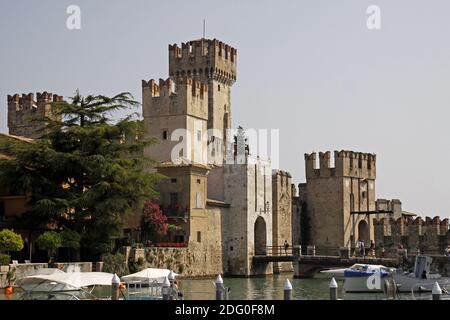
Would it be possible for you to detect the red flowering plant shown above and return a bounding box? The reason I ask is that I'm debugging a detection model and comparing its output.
[141,201,169,243]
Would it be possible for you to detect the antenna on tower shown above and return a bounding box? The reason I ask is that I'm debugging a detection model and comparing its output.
[203,19,206,39]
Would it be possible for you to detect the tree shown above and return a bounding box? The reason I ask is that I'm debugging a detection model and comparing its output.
[36,231,62,262]
[0,229,24,252]
[141,201,168,242]
[60,229,81,262]
[0,91,162,258]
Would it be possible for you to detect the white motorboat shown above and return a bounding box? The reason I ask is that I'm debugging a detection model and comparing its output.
[393,255,450,293]
[121,268,177,284]
[342,264,392,293]
[17,271,116,299]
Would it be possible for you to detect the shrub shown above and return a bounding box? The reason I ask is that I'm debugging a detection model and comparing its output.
[102,253,129,277]
[0,253,10,265]
[36,231,62,252]
[60,230,80,249]
[0,229,24,252]
[36,231,62,262]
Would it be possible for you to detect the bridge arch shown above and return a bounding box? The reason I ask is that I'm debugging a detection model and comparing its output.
[254,216,267,255]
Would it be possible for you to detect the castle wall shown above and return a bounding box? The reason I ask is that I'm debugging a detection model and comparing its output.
[272,170,293,272]
[374,216,450,256]
[7,92,62,139]
[223,157,273,276]
[301,150,377,253]
[142,78,208,165]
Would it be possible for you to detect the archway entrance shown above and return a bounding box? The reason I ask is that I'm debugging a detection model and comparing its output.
[358,220,370,243]
[254,216,267,255]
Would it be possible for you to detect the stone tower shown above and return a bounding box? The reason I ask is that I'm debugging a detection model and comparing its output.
[7,92,63,139]
[300,150,376,253]
[168,39,237,163]
[142,77,209,165]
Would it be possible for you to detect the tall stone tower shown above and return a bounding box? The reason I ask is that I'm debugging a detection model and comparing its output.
[168,39,237,163]
[142,78,209,164]
[300,150,377,253]
[7,92,63,139]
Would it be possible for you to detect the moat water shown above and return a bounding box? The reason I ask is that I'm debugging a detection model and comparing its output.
[1,273,442,300]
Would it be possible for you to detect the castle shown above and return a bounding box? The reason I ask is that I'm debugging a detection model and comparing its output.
[293,150,450,256]
[3,38,449,277]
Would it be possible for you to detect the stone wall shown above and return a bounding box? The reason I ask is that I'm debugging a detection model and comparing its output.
[50,262,92,273]
[272,170,293,273]
[374,216,450,255]
[145,242,222,277]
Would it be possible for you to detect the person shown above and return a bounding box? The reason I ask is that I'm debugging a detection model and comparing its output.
[445,245,450,257]
[370,240,375,257]
[359,240,365,257]
[283,240,289,255]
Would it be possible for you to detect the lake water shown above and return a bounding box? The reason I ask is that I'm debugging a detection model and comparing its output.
[1,273,443,300]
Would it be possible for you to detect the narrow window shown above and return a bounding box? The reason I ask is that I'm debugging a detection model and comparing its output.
[218,85,221,91]
[196,192,203,208]
[197,179,201,184]
[162,130,168,140]
[170,178,177,183]
[197,130,202,141]
[197,231,201,243]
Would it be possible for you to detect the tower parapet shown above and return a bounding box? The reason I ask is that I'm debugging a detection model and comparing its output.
[169,39,237,85]
[142,77,208,120]
[304,150,376,179]
[7,91,63,139]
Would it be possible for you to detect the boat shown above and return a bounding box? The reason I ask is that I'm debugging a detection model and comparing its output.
[343,264,392,293]
[393,255,450,293]
[121,268,180,300]
[121,268,177,284]
[17,271,116,300]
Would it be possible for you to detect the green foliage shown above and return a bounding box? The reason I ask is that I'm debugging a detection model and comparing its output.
[0,253,10,265]
[128,255,146,274]
[36,231,62,251]
[0,229,24,252]
[0,91,162,256]
[60,229,81,248]
[102,253,129,277]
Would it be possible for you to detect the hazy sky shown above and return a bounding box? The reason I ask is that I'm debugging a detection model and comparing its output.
[1,0,450,218]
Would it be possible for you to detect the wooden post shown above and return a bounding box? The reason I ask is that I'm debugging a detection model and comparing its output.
[162,276,171,300]
[432,282,442,300]
[284,279,292,300]
[111,274,120,300]
[215,275,225,300]
[329,277,338,300]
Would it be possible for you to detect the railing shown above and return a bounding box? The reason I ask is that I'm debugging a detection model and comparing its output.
[264,246,294,256]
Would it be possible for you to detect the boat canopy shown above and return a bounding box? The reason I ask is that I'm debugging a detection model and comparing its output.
[18,272,115,292]
[122,268,178,284]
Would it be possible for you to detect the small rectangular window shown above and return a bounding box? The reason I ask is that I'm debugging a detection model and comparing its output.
[162,130,168,140]
[197,231,201,243]
[195,192,203,208]
[197,179,201,184]
[197,130,202,141]
[171,178,177,183]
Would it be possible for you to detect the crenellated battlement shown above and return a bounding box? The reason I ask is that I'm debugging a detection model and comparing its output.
[169,38,237,85]
[374,215,450,254]
[7,91,63,139]
[142,77,208,99]
[305,150,376,179]
[142,77,208,120]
